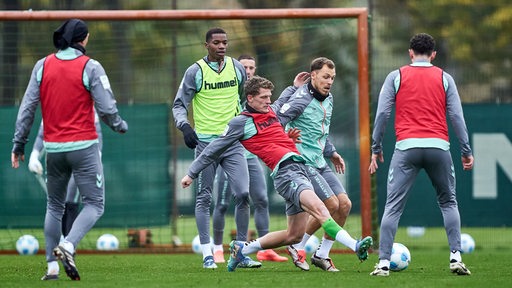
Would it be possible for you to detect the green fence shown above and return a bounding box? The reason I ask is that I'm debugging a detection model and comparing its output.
[376,104,512,227]
[1,103,363,229]
[3,103,510,229]
[0,104,170,228]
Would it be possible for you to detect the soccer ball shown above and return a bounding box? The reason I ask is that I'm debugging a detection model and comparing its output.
[304,235,320,254]
[390,242,411,271]
[16,235,39,255]
[191,235,214,254]
[460,233,475,254]
[96,234,120,251]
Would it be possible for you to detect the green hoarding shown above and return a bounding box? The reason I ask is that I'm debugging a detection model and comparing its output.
[376,104,512,227]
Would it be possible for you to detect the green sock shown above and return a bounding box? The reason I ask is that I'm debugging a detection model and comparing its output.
[321,218,342,239]
[322,218,358,250]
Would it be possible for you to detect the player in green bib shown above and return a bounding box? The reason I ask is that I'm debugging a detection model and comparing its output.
[172,28,258,269]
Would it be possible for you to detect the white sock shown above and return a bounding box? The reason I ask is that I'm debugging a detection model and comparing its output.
[334,229,357,251]
[450,250,462,262]
[47,261,59,275]
[242,240,262,255]
[213,244,223,252]
[378,259,390,268]
[201,243,212,258]
[61,240,75,254]
[315,237,334,258]
[294,233,311,250]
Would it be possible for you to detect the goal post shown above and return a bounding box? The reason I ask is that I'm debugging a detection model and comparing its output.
[0,8,372,245]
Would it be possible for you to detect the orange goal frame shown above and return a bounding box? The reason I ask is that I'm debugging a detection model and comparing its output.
[0,8,372,238]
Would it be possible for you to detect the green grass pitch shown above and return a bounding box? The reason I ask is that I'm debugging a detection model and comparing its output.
[0,249,510,287]
[2,217,511,287]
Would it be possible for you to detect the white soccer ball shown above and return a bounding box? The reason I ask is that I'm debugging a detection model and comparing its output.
[16,235,39,255]
[191,235,214,254]
[304,235,320,254]
[390,242,411,271]
[406,226,426,238]
[96,234,120,251]
[460,233,475,254]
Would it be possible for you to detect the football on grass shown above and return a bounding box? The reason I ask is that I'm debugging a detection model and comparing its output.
[97,234,120,251]
[191,235,214,254]
[390,242,411,271]
[16,234,39,255]
[304,234,320,254]
[460,233,475,254]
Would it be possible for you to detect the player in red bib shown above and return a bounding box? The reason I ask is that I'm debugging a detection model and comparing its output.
[11,19,128,281]
[181,75,373,272]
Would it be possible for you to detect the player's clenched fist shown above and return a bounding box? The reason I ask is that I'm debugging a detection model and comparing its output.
[181,175,194,188]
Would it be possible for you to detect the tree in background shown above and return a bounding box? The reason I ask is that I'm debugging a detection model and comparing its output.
[2,0,510,104]
[373,0,512,103]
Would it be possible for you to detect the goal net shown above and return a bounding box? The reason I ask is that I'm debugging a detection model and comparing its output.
[0,8,371,252]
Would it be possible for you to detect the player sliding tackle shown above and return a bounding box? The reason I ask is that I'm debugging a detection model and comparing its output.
[181,75,372,272]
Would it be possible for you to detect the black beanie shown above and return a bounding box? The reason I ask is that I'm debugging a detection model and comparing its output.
[53,19,88,50]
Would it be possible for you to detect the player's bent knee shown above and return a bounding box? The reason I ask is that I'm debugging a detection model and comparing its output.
[324,197,340,215]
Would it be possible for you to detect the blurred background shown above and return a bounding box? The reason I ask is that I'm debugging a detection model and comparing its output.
[0,0,510,251]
